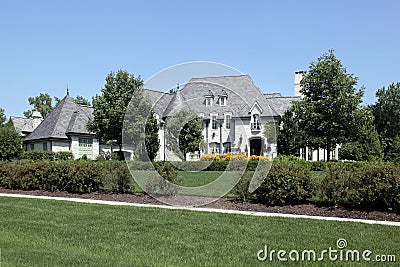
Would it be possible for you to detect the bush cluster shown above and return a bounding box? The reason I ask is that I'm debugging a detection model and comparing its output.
[0,160,134,194]
[254,161,313,205]
[320,162,400,212]
[21,151,74,161]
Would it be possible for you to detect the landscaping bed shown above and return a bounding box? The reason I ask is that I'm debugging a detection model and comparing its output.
[1,188,399,222]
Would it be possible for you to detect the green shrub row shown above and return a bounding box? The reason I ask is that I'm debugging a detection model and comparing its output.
[234,159,400,212]
[319,162,400,212]
[129,159,265,172]
[21,151,74,161]
[0,160,134,194]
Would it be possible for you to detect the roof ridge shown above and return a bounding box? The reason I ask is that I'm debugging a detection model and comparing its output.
[189,74,249,80]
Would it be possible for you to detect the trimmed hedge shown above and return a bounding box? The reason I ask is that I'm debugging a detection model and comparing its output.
[21,151,74,161]
[254,161,313,206]
[320,162,400,212]
[0,160,134,194]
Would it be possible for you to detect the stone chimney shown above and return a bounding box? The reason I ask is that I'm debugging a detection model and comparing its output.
[294,71,305,97]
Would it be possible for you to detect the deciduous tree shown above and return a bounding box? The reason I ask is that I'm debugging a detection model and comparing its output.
[339,107,383,161]
[373,82,400,160]
[0,124,22,160]
[165,109,203,161]
[24,93,55,118]
[88,70,144,153]
[0,108,6,126]
[297,50,364,161]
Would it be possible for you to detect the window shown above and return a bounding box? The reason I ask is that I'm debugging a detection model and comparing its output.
[308,148,313,161]
[79,138,93,158]
[43,142,47,151]
[219,97,225,106]
[30,144,34,151]
[206,97,212,107]
[251,114,261,130]
[225,115,231,129]
[212,116,217,129]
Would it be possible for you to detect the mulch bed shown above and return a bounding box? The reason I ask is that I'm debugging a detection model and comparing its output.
[1,188,399,222]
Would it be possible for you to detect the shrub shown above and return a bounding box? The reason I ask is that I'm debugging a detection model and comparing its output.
[255,161,313,205]
[233,170,254,202]
[21,151,73,161]
[145,161,181,196]
[0,126,23,160]
[320,162,400,212]
[54,152,74,160]
[100,161,133,193]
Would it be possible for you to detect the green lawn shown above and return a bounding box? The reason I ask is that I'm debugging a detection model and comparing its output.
[0,196,399,266]
[177,171,224,187]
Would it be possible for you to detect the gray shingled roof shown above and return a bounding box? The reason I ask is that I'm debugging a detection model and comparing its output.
[144,75,301,120]
[11,116,42,136]
[264,95,301,116]
[143,89,173,117]
[145,75,282,119]
[24,95,94,141]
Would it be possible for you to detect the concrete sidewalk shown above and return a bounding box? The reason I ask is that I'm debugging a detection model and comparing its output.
[0,193,399,227]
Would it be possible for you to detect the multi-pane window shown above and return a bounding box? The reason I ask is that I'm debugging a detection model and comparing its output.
[206,97,212,107]
[225,115,231,129]
[219,96,227,106]
[212,116,217,130]
[43,142,47,151]
[79,138,93,158]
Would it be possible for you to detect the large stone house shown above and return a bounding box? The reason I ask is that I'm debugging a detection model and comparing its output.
[144,74,301,161]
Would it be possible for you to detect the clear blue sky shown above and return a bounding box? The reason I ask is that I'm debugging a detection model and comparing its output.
[1,0,399,118]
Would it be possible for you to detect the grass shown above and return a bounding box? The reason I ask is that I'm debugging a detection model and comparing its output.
[177,171,224,187]
[0,196,399,266]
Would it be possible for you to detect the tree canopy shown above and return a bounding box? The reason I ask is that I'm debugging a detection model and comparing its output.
[0,123,22,160]
[24,93,55,118]
[294,50,364,161]
[165,109,203,161]
[373,82,400,160]
[144,110,160,162]
[74,95,91,106]
[339,107,383,161]
[0,108,6,126]
[88,70,145,152]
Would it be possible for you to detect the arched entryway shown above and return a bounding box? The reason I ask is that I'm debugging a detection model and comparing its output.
[250,138,262,156]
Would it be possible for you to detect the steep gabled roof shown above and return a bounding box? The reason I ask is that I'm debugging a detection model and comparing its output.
[143,75,300,120]
[24,95,94,141]
[11,116,42,136]
[159,75,278,118]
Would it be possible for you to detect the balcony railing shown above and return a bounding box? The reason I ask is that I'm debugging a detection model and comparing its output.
[250,122,261,131]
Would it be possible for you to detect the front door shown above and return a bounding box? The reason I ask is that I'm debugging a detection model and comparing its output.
[250,138,262,156]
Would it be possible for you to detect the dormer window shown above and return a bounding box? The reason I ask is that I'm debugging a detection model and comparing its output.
[219,96,226,106]
[206,97,213,107]
[205,90,214,107]
[218,90,228,106]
